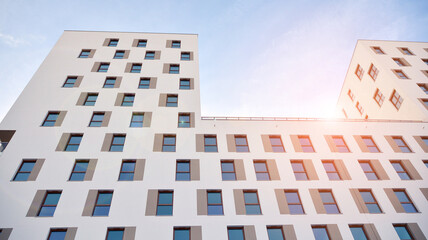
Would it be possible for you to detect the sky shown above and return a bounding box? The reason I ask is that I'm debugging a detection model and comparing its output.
[0,0,427,121]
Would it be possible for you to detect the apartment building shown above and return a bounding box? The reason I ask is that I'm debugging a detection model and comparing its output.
[0,31,427,240]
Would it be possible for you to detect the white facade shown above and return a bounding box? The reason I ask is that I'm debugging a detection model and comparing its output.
[0,31,427,240]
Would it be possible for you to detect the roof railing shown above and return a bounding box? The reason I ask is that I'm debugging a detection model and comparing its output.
[200,116,424,123]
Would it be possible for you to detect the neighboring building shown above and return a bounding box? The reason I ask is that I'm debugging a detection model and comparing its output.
[336,40,428,121]
[0,31,427,240]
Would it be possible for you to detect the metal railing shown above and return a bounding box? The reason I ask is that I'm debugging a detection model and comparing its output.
[200,116,424,123]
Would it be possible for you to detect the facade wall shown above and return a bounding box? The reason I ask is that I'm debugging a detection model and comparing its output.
[0,31,427,239]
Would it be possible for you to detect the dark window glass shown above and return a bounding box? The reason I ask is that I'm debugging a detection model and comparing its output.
[106,229,124,240]
[48,229,67,240]
[254,161,270,180]
[176,160,190,181]
[79,50,91,58]
[179,79,190,89]
[130,113,144,127]
[359,162,378,180]
[166,95,178,107]
[181,52,190,60]
[14,160,36,181]
[320,191,340,214]
[65,135,82,152]
[138,78,150,89]
[204,135,218,152]
[131,64,142,73]
[172,41,181,48]
[322,161,341,180]
[93,192,113,216]
[285,191,305,214]
[350,226,368,240]
[145,51,155,59]
[291,161,308,180]
[114,51,125,59]
[174,228,190,240]
[122,94,135,106]
[98,63,109,72]
[267,227,285,240]
[332,136,350,152]
[178,114,190,128]
[360,190,382,213]
[221,161,236,180]
[312,226,330,240]
[391,162,411,180]
[299,136,315,152]
[162,135,176,152]
[269,136,285,152]
[119,160,135,181]
[84,94,98,106]
[394,190,418,213]
[235,136,249,152]
[228,228,244,240]
[137,40,147,47]
[63,77,77,88]
[362,136,380,152]
[169,64,180,74]
[157,191,173,215]
[103,77,116,88]
[207,191,223,215]
[110,135,125,152]
[38,192,61,217]
[244,191,261,215]
[89,112,104,127]
[108,39,118,47]
[69,160,89,181]
[393,225,413,240]
[42,112,59,127]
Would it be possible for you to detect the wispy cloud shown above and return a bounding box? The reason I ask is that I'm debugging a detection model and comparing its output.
[0,33,28,47]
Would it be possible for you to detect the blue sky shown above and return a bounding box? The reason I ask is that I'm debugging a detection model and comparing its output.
[1,0,427,121]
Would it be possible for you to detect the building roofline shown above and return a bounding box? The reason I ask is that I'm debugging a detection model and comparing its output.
[63,30,198,36]
[201,116,425,123]
[356,39,428,44]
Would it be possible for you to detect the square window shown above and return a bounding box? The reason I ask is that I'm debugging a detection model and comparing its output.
[65,134,83,152]
[110,135,125,152]
[319,190,340,214]
[299,136,315,152]
[145,51,155,60]
[349,226,368,240]
[373,89,385,107]
[130,113,144,127]
[113,50,125,59]
[13,160,36,181]
[93,191,113,216]
[269,136,285,152]
[63,76,77,88]
[174,227,190,240]
[254,161,270,180]
[267,226,285,240]
[176,160,190,181]
[322,161,341,180]
[393,58,407,66]
[181,52,190,60]
[42,112,59,126]
[400,47,414,55]
[372,46,385,54]
[393,225,414,240]
[98,63,110,72]
[157,191,173,215]
[204,135,218,152]
[392,136,411,152]
[122,94,135,106]
[348,89,355,101]
[162,135,176,152]
[169,64,180,74]
[235,135,249,152]
[312,226,330,240]
[207,191,223,215]
[178,113,190,128]
[332,136,350,152]
[355,64,364,80]
[291,161,308,180]
[418,84,428,94]
[103,77,116,88]
[362,136,380,152]
[179,79,191,89]
[359,190,382,213]
[166,95,178,107]
[221,161,236,180]
[106,228,124,240]
[356,101,364,115]
[119,160,135,181]
[394,190,418,213]
[244,191,261,215]
[69,160,89,181]
[228,227,244,240]
[38,191,61,217]
[390,90,404,110]
[394,69,409,79]
[368,64,379,81]
[284,190,305,214]
[137,39,147,47]
[359,161,379,180]
[391,161,411,180]
[172,41,181,48]
[108,39,118,47]
[139,78,150,89]
[131,64,142,73]
[79,49,91,58]
[89,112,104,127]
[84,93,98,106]
[48,229,67,240]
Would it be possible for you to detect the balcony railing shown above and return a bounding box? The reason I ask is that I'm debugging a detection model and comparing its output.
[200,116,424,123]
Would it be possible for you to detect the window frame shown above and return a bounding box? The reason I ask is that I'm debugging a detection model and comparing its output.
[98,63,110,72]
[390,161,411,180]
[393,189,418,213]
[298,135,315,152]
[79,49,91,58]
[179,78,191,89]
[390,90,404,110]
[63,76,77,88]
[269,135,285,152]
[312,226,331,240]
[322,161,341,180]
[113,50,125,59]
[38,191,61,217]
[362,136,380,153]
[359,189,382,213]
[291,160,308,180]
[84,93,98,106]
[176,160,190,181]
[89,112,104,127]
[145,51,155,60]
[393,69,409,79]
[243,190,262,215]
[355,64,364,80]
[103,77,116,88]
[130,113,144,127]
[254,160,270,181]
[42,112,60,127]
[93,191,113,216]
[130,63,142,73]
[173,227,190,240]
[368,64,379,81]
[319,190,340,214]
[169,64,180,74]
[69,160,89,181]
[207,190,224,215]
[235,135,249,152]
[372,46,385,54]
[332,136,350,153]
[118,160,136,181]
[393,224,414,240]
[392,136,412,153]
[110,134,126,152]
[162,135,176,152]
[400,47,414,55]
[267,226,285,240]
[108,39,118,47]
[13,160,36,181]
[181,52,190,60]
[227,227,245,240]
[221,160,236,181]
[204,135,218,152]
[171,41,181,48]
[106,228,124,240]
[138,78,151,89]
[166,94,178,107]
[359,161,379,180]
[349,225,369,240]
[121,94,135,106]
[47,229,68,240]
[418,83,428,94]
[284,190,305,214]
[178,113,190,128]
[137,39,147,47]
[156,191,174,216]
[65,134,83,152]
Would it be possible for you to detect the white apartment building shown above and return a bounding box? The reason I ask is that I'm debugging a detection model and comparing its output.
[0,31,427,240]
